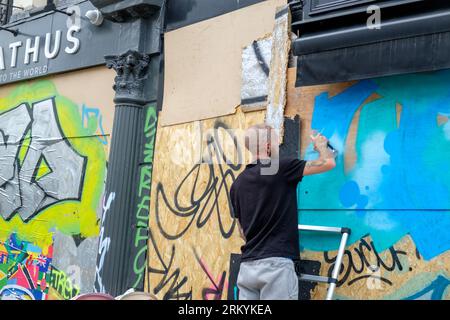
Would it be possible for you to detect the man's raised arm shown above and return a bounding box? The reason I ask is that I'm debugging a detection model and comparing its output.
[303,134,336,176]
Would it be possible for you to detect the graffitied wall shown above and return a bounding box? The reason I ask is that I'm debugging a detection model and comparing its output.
[285,68,450,300]
[0,66,115,300]
[147,67,450,300]
[145,1,290,300]
[145,0,447,300]
[146,108,265,300]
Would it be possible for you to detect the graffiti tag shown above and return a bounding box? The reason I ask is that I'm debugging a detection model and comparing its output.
[0,98,86,221]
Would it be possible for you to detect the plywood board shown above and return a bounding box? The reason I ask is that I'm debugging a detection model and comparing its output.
[146,107,266,300]
[300,235,450,300]
[265,5,290,142]
[285,68,450,300]
[161,0,286,126]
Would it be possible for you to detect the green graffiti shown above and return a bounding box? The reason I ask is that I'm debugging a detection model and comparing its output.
[132,105,157,288]
[49,267,80,300]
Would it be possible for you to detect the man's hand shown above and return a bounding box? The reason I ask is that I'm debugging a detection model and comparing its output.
[303,133,336,176]
[312,133,329,152]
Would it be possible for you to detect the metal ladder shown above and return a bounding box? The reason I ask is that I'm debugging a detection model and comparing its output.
[297,225,352,300]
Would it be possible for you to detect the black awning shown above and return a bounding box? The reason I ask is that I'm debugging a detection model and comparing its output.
[293,4,450,87]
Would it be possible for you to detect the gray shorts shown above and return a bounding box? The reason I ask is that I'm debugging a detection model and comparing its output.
[237,257,298,300]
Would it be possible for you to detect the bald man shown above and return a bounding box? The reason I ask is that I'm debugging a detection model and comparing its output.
[230,124,336,300]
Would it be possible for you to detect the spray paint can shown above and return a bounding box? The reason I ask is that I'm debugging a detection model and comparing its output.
[327,142,338,154]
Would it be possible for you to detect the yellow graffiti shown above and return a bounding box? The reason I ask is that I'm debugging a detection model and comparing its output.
[0,81,106,253]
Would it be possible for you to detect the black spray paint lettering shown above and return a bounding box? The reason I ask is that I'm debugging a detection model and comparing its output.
[155,121,241,240]
[150,121,243,300]
[94,192,115,293]
[148,229,192,300]
[324,238,408,287]
[0,98,86,222]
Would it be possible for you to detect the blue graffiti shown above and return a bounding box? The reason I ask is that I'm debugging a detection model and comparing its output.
[298,70,450,260]
[404,275,450,300]
[81,104,108,145]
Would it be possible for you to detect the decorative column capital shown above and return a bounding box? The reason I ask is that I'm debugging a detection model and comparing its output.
[106,50,151,106]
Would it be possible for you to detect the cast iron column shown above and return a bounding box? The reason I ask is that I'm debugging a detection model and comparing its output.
[94,50,151,296]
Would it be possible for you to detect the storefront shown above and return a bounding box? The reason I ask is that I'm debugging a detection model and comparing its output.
[145,0,450,300]
[1,0,448,301]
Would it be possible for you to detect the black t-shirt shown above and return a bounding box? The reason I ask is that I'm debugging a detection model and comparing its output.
[230,158,306,262]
